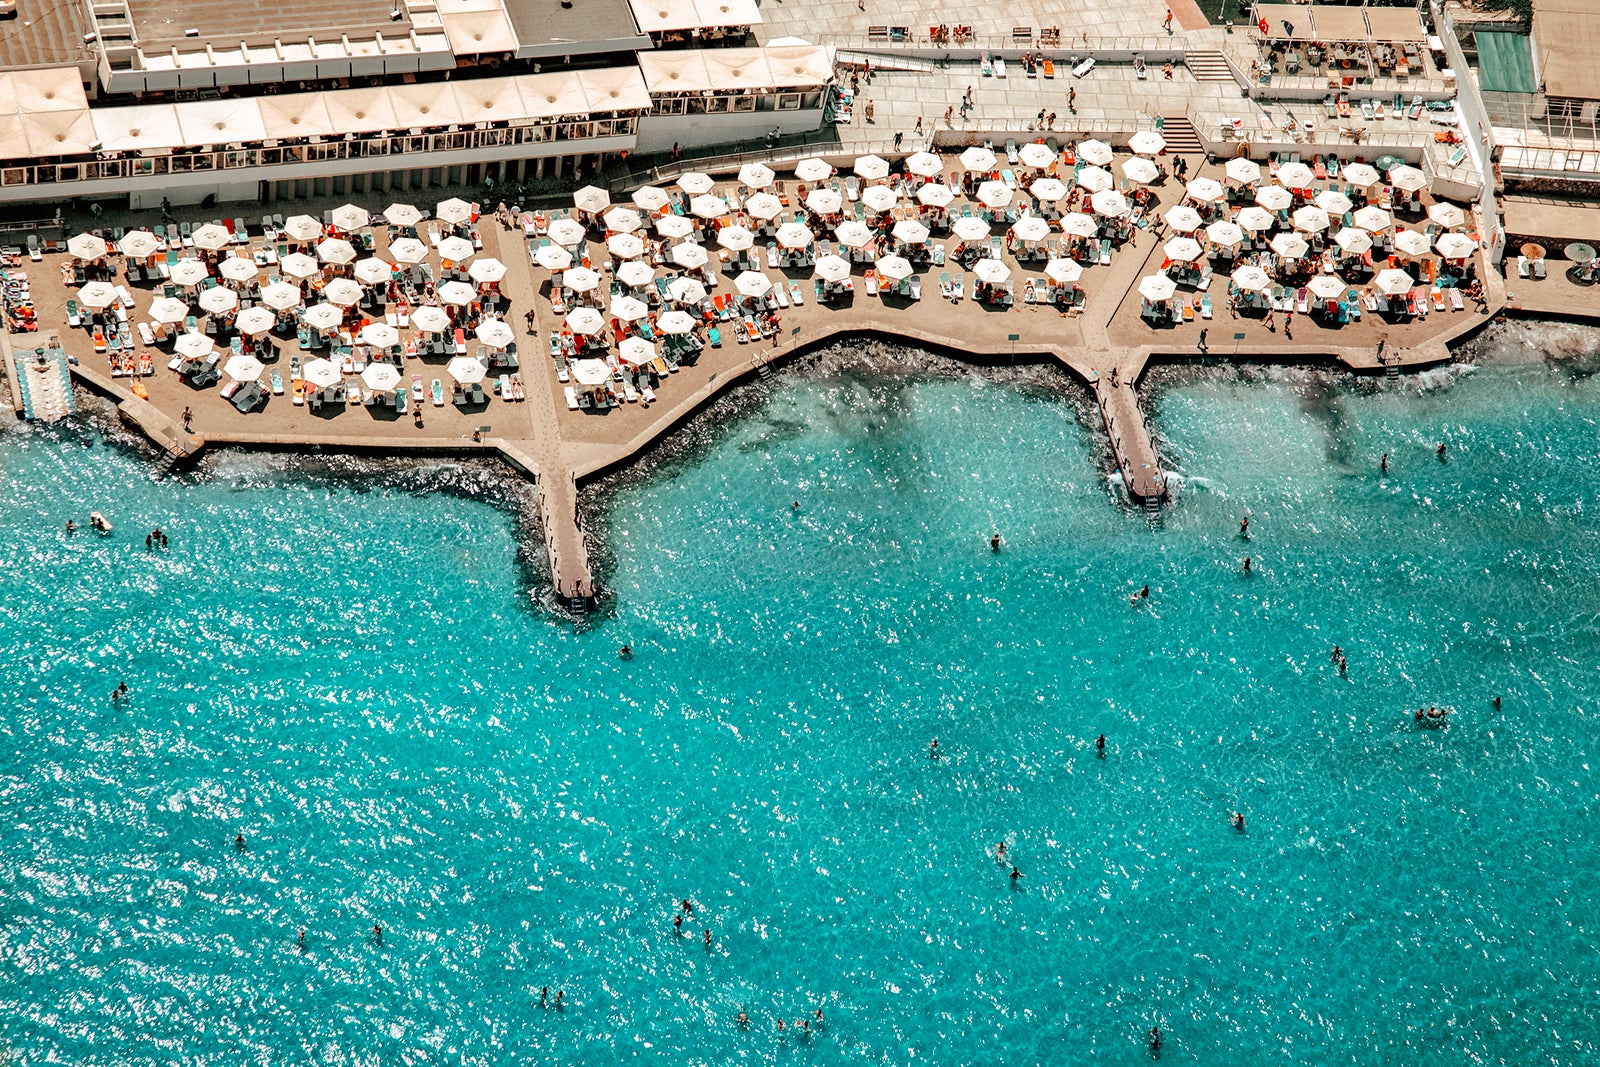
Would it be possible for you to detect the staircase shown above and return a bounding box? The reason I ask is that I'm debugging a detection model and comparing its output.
[836,50,937,73]
[1183,50,1238,83]
[1159,115,1204,156]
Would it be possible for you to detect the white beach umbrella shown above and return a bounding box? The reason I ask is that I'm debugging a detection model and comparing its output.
[657,309,699,334]
[1314,189,1353,215]
[835,220,877,248]
[959,146,997,172]
[655,214,695,239]
[570,358,611,385]
[1138,274,1177,302]
[259,281,302,311]
[1353,206,1393,233]
[535,244,574,271]
[1435,232,1477,260]
[1075,166,1113,194]
[362,363,402,392]
[1225,157,1262,185]
[1255,185,1293,212]
[603,206,644,233]
[282,214,323,242]
[1031,177,1070,202]
[330,204,370,233]
[1292,205,1331,233]
[384,203,424,227]
[776,222,815,249]
[667,277,706,304]
[676,172,715,195]
[1341,163,1381,188]
[632,185,671,212]
[219,256,258,283]
[1077,139,1114,166]
[1277,161,1316,188]
[862,185,900,213]
[149,296,190,324]
[619,336,657,366]
[876,254,914,280]
[1018,142,1057,169]
[411,305,452,333]
[302,358,341,388]
[1428,201,1467,229]
[198,286,238,314]
[738,161,776,188]
[389,236,429,264]
[973,258,1011,283]
[322,278,364,307]
[69,231,109,259]
[560,267,600,292]
[1164,236,1203,262]
[547,218,587,247]
[1091,190,1129,217]
[745,192,785,220]
[189,225,231,252]
[359,322,400,348]
[170,259,210,287]
[235,306,277,336]
[436,235,475,263]
[566,307,606,334]
[1186,177,1225,203]
[1044,257,1083,284]
[691,194,730,220]
[174,333,214,360]
[223,354,263,382]
[892,219,930,245]
[717,224,755,251]
[853,154,890,181]
[1393,229,1432,258]
[1270,232,1310,259]
[952,216,993,242]
[617,260,655,287]
[1120,158,1159,186]
[734,270,773,298]
[1388,165,1427,192]
[475,318,516,347]
[437,280,478,305]
[1375,268,1415,295]
[1230,265,1273,292]
[447,355,489,384]
[1334,227,1373,254]
[118,230,162,259]
[1129,130,1166,156]
[807,188,844,214]
[794,158,833,183]
[610,295,649,321]
[1012,216,1052,243]
[573,185,611,213]
[1206,220,1244,248]
[354,257,394,286]
[1236,206,1275,232]
[1308,273,1347,299]
[77,281,118,309]
[975,181,1012,208]
[671,242,709,269]
[280,252,320,279]
[906,151,944,177]
[606,233,646,260]
[302,303,343,331]
[814,255,852,283]
[1059,213,1098,238]
[1164,205,1204,232]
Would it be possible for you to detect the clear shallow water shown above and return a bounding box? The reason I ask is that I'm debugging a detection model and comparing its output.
[3,334,1600,1065]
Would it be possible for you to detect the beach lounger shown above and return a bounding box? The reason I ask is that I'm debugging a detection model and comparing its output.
[789,280,804,305]
[1200,294,1213,319]
[1448,287,1464,311]
[1533,259,1546,279]
[431,379,445,406]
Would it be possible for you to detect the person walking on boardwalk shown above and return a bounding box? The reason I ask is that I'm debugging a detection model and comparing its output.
[1197,328,1208,353]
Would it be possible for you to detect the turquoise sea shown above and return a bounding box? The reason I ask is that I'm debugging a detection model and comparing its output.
[3,324,1600,1064]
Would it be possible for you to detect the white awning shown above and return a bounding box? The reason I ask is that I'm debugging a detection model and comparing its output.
[389,81,466,129]
[517,70,598,120]
[177,98,267,145]
[640,45,830,93]
[256,94,341,140]
[322,87,398,135]
[573,66,653,113]
[23,109,96,157]
[762,44,833,86]
[628,0,760,32]
[92,104,185,153]
[10,68,90,115]
[441,7,519,55]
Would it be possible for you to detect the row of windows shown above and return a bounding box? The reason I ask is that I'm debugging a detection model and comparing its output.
[649,91,822,115]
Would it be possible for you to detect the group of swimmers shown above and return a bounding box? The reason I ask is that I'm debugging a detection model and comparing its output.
[670,899,823,1034]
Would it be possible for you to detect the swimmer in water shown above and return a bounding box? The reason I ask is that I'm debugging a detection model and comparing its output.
[1437,442,1448,459]
[1241,556,1252,573]
[235,833,245,850]
[65,519,76,533]
[1130,584,1150,605]
[681,899,694,915]
[996,841,1007,863]
[618,644,632,659]
[777,1019,786,1032]
[1493,696,1502,709]
[372,924,383,943]
[555,990,564,1009]
[1381,452,1389,473]
[1239,516,1249,537]
[541,987,548,1007]
[990,532,1001,552]
[929,738,941,759]
[1231,812,1245,831]
[737,1010,749,1027]
[792,501,800,512]
[1338,654,1347,676]
[298,929,305,948]
[703,929,712,948]
[1096,734,1106,755]
[1009,866,1023,883]
[1149,1026,1162,1053]
[673,913,683,934]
